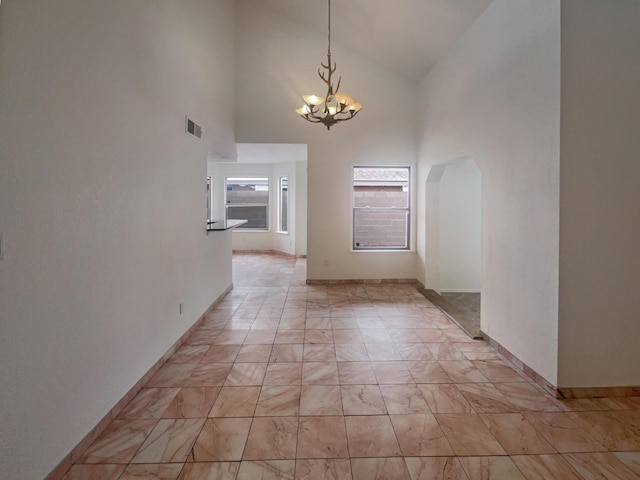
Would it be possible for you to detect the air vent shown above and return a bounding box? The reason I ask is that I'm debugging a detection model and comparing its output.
[185,116,202,139]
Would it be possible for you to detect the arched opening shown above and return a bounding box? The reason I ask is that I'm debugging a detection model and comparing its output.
[424,158,482,337]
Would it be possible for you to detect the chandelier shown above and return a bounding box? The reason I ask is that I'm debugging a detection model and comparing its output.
[295,0,362,130]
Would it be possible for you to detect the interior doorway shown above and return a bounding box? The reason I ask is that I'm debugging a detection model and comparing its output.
[423,158,482,337]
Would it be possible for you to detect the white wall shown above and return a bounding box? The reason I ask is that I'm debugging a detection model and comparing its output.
[235,0,420,281]
[435,159,482,293]
[0,1,236,478]
[208,161,307,256]
[558,0,640,388]
[417,0,561,384]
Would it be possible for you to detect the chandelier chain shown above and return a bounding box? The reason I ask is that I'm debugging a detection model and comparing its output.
[327,0,332,58]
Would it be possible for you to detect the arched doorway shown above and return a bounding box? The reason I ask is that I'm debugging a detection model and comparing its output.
[424,158,482,337]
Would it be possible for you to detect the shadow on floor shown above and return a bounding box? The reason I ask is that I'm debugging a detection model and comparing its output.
[418,289,482,340]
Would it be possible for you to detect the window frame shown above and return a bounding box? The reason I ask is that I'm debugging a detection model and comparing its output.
[277,175,289,234]
[225,176,270,232]
[352,166,411,251]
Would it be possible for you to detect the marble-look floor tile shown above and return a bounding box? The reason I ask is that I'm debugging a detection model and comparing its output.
[119,463,183,480]
[79,419,157,464]
[270,345,304,363]
[345,415,402,457]
[337,362,377,384]
[304,329,333,344]
[301,362,339,385]
[403,457,468,480]
[414,329,449,343]
[146,363,199,388]
[300,385,343,416]
[371,361,413,384]
[274,330,305,344]
[224,363,267,386]
[177,462,239,480]
[456,383,518,414]
[523,412,605,452]
[169,345,210,364]
[62,464,126,480]
[418,384,473,414]
[564,452,639,480]
[389,414,454,456]
[434,414,506,456]
[264,363,302,386]
[236,460,296,480]
[131,418,205,463]
[118,387,181,420]
[471,359,526,382]
[341,385,387,415]
[208,386,260,417]
[332,330,364,344]
[201,345,241,363]
[510,454,583,480]
[236,344,272,362]
[335,343,369,361]
[397,344,435,361]
[161,387,220,418]
[365,343,402,361]
[458,456,525,480]
[255,386,301,416]
[297,416,349,459]
[243,417,299,460]
[189,417,252,461]
[406,361,451,383]
[427,343,467,361]
[244,329,276,345]
[303,344,336,362]
[437,361,489,383]
[614,451,640,475]
[479,413,556,454]
[185,364,232,387]
[567,410,640,451]
[380,385,431,414]
[493,382,560,412]
[351,458,411,480]
[295,459,351,479]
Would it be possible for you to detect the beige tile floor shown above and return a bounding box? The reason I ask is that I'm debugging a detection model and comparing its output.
[64,253,640,479]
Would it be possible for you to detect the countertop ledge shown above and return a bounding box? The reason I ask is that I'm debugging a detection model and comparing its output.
[207,219,248,231]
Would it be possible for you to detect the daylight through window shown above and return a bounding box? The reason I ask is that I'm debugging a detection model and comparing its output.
[353,166,410,250]
[226,177,269,230]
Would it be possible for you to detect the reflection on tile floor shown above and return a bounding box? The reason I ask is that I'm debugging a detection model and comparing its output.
[65,253,640,479]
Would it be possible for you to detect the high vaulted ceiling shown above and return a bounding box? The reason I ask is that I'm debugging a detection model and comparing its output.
[257,0,494,83]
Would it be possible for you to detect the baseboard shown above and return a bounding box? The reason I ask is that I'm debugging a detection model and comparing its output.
[306,278,418,285]
[45,284,233,480]
[233,249,306,259]
[556,386,640,399]
[481,331,559,398]
[481,331,640,399]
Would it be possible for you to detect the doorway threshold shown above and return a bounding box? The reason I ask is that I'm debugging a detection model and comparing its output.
[419,289,483,340]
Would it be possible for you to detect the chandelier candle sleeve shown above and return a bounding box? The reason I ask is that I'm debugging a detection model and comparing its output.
[296,0,362,130]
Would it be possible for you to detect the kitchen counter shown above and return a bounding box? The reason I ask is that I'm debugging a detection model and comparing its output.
[206,219,248,232]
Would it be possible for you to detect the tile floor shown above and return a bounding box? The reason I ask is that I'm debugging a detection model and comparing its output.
[64,253,640,479]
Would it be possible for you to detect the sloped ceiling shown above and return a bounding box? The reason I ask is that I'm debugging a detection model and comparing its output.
[256,0,494,83]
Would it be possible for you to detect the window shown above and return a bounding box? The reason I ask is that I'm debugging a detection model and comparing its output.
[353,166,410,250]
[225,177,269,230]
[277,176,288,233]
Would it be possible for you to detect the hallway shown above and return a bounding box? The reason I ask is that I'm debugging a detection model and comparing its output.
[63,253,640,479]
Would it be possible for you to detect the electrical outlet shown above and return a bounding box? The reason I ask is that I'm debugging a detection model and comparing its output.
[323,259,329,267]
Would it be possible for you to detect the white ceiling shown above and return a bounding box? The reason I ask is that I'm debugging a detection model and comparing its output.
[258,0,494,83]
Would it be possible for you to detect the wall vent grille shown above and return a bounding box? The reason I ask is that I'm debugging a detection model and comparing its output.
[186,117,202,139]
